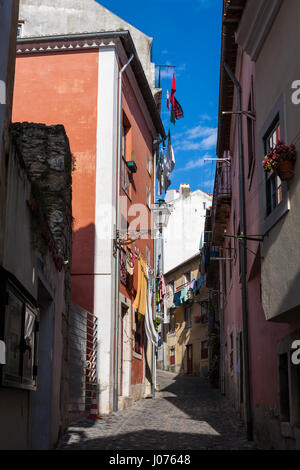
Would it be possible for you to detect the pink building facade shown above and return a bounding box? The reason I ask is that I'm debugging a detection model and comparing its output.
[205,0,300,450]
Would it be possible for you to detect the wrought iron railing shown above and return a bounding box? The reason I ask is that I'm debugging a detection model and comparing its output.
[211,157,231,231]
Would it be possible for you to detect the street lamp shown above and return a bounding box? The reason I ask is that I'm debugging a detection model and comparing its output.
[151,200,172,235]
[150,199,172,394]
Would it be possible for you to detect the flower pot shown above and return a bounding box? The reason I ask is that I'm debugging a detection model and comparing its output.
[126,160,137,173]
[276,160,295,181]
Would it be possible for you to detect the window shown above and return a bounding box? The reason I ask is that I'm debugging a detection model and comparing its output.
[147,154,152,175]
[134,311,143,356]
[17,22,24,37]
[122,124,130,196]
[203,202,206,210]
[184,306,192,329]
[170,347,175,365]
[1,279,39,390]
[169,312,176,334]
[201,340,208,360]
[264,119,283,216]
[183,271,190,285]
[200,300,208,324]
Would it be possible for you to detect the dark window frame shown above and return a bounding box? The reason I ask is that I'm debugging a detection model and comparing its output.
[258,94,289,234]
[0,269,39,391]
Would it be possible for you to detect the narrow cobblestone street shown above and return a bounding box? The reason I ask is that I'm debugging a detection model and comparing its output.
[59,371,256,450]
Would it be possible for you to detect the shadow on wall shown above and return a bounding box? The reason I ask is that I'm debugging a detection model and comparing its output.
[71,223,96,314]
[276,266,300,324]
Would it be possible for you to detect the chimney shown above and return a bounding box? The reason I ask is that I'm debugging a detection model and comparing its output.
[180,183,190,198]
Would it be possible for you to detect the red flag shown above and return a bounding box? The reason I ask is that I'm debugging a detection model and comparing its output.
[170,73,176,109]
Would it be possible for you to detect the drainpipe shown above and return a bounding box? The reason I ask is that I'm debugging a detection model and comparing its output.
[152,144,157,398]
[223,62,253,441]
[113,53,134,412]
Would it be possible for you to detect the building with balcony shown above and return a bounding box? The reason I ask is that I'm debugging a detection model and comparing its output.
[208,0,300,450]
[163,254,210,377]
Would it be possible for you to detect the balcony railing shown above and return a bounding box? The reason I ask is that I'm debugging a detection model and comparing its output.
[211,156,231,245]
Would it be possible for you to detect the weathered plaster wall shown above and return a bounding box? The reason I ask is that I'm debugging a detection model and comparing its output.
[18,0,158,95]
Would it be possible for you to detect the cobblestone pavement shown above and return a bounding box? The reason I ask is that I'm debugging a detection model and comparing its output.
[59,370,256,450]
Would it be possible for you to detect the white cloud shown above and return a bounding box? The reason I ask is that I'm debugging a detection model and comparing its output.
[185,125,216,140]
[200,131,217,150]
[175,153,212,172]
[173,126,217,152]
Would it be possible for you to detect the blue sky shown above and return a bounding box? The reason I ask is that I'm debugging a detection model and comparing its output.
[96,0,222,195]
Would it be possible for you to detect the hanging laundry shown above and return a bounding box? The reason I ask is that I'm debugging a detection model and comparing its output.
[170,73,184,124]
[163,296,170,324]
[133,255,147,316]
[120,249,127,286]
[180,286,188,304]
[126,248,134,275]
[166,90,170,111]
[144,266,158,345]
[159,274,166,299]
[156,148,164,196]
[156,131,176,195]
[174,290,181,307]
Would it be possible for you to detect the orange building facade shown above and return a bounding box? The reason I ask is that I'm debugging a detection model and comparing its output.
[13,32,165,413]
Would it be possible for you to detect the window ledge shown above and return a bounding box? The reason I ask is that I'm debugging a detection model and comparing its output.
[263,197,289,235]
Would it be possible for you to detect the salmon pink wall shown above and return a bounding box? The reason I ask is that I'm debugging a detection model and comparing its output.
[120,72,154,385]
[12,50,99,313]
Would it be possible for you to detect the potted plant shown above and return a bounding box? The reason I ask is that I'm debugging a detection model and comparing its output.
[262,140,297,181]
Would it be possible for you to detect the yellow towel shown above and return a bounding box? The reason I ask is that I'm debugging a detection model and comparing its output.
[133,255,147,316]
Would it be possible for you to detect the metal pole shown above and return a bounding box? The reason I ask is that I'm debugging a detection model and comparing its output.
[224,61,253,441]
[113,53,134,412]
[152,145,157,398]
